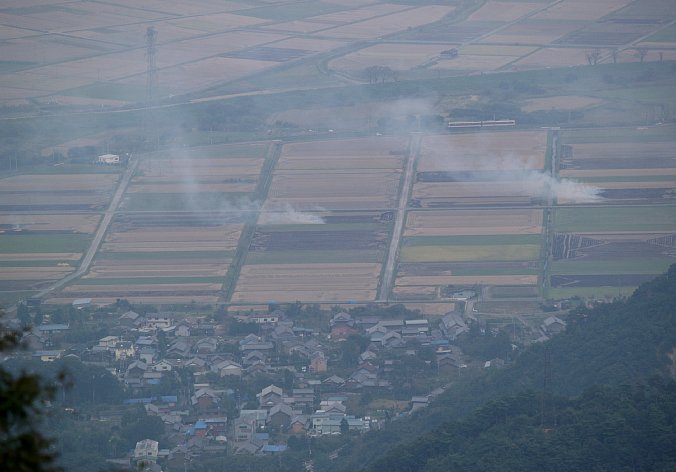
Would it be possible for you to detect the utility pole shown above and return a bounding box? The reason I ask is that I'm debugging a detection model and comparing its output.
[145,27,159,153]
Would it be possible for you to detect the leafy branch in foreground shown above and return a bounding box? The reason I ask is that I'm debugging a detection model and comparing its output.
[0,310,68,472]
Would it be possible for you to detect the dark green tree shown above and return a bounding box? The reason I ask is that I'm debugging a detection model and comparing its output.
[0,311,66,472]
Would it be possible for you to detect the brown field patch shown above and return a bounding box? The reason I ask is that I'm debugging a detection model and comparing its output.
[417,131,547,172]
[277,157,403,171]
[261,20,330,34]
[413,180,547,200]
[102,224,243,252]
[561,168,676,178]
[479,20,584,45]
[322,5,454,40]
[0,267,73,281]
[397,275,538,286]
[0,174,118,192]
[63,283,223,293]
[127,182,256,193]
[405,209,543,237]
[233,262,381,302]
[433,54,520,72]
[266,171,401,210]
[86,263,228,278]
[309,3,409,25]
[522,95,605,112]
[510,47,591,69]
[331,44,456,72]
[530,0,633,21]
[568,142,675,159]
[467,1,544,22]
[0,253,81,261]
[0,214,100,233]
[281,137,408,157]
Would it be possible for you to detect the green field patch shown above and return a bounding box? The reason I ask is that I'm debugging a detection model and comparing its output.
[246,249,381,264]
[400,244,540,262]
[489,286,540,298]
[404,234,541,247]
[0,234,90,253]
[239,1,346,20]
[123,192,253,212]
[551,258,672,275]
[548,286,636,299]
[78,276,223,285]
[555,205,676,232]
[98,251,234,260]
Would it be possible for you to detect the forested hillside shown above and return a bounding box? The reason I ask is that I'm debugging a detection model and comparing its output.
[332,265,676,472]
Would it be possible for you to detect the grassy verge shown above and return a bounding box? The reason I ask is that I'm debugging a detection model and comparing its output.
[551,258,673,275]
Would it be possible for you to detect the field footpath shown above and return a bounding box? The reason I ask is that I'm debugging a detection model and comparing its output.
[34,157,139,300]
[378,132,421,301]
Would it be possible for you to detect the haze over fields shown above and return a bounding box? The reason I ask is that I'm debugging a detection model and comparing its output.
[1,1,676,470]
[1,0,676,310]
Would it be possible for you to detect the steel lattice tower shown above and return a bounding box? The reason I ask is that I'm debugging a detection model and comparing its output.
[145,27,158,105]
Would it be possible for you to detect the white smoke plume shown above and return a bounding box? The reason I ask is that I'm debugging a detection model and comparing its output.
[520,170,602,203]
[260,203,325,224]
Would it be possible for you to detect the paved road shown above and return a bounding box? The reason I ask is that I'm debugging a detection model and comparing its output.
[34,157,138,300]
[378,133,421,301]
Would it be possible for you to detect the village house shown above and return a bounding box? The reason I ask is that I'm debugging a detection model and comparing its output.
[310,351,327,373]
[439,312,469,340]
[134,439,159,464]
[119,310,144,329]
[542,316,567,335]
[258,385,283,410]
[267,403,294,430]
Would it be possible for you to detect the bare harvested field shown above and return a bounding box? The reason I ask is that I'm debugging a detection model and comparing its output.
[322,5,454,40]
[331,43,446,71]
[479,20,584,45]
[309,3,408,24]
[511,47,592,69]
[101,224,243,252]
[466,1,544,22]
[0,214,100,233]
[267,137,407,210]
[232,262,381,303]
[530,0,633,21]
[562,168,676,178]
[266,171,401,210]
[405,209,542,237]
[397,275,538,286]
[417,131,547,172]
[413,181,548,202]
[281,137,408,156]
[0,253,81,261]
[432,54,522,72]
[63,282,223,294]
[522,95,605,112]
[0,174,118,192]
[0,267,74,281]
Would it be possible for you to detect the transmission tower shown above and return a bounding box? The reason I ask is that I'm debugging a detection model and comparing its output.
[144,27,159,154]
[145,26,158,106]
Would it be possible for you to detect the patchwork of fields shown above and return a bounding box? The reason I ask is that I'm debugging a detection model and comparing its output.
[3,123,675,308]
[0,169,118,304]
[549,127,676,298]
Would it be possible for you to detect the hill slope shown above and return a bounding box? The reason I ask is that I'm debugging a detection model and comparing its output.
[332,265,676,472]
